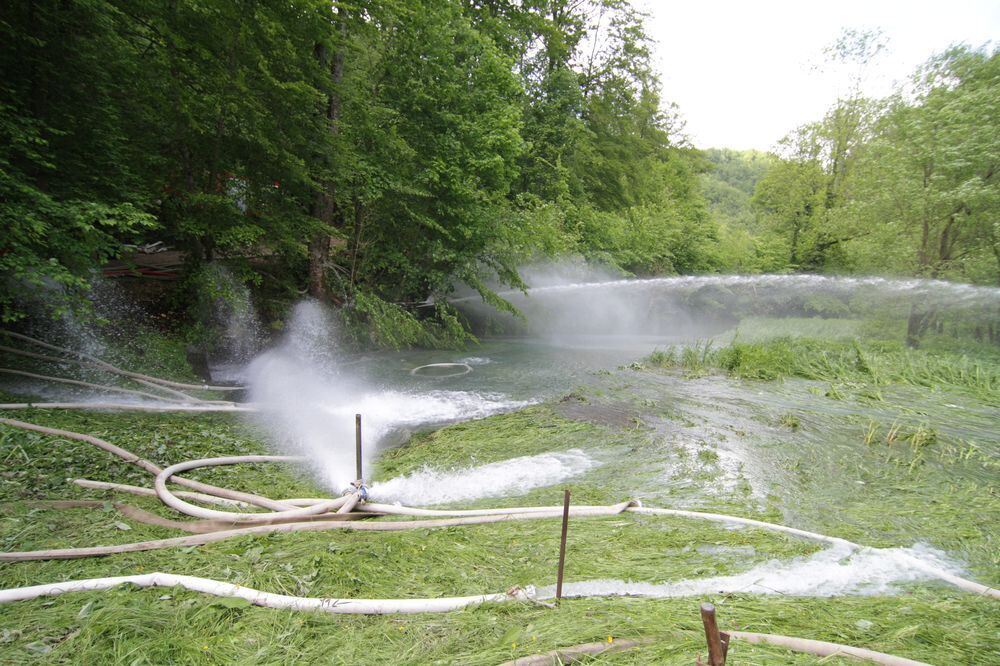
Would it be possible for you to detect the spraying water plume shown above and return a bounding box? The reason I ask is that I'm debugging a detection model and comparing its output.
[450,268,1000,340]
[247,301,527,491]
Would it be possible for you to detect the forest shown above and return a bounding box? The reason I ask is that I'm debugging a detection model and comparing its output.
[1,0,998,345]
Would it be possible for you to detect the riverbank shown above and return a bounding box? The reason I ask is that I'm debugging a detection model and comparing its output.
[0,336,997,663]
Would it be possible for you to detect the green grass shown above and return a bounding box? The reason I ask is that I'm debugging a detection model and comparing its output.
[645,336,1000,401]
[1,401,997,663]
[0,405,838,664]
[1,330,999,663]
[727,316,864,341]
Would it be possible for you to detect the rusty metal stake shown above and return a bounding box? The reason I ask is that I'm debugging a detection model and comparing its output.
[699,602,729,665]
[555,488,570,602]
[355,413,363,481]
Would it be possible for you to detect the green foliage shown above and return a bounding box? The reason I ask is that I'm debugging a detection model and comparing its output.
[844,47,1000,284]
[648,335,1000,401]
[716,339,797,380]
[740,43,1000,298]
[3,1,995,349]
[342,292,471,351]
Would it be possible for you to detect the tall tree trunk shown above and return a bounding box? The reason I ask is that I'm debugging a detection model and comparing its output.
[348,197,364,288]
[906,304,936,348]
[308,14,347,301]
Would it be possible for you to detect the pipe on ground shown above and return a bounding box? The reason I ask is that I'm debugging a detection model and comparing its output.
[0,402,253,412]
[0,331,243,392]
[20,500,375,534]
[0,572,534,614]
[0,368,190,403]
[0,502,636,561]
[153,456,348,522]
[73,479,251,508]
[727,631,931,666]
[1,419,996,599]
[0,419,293,511]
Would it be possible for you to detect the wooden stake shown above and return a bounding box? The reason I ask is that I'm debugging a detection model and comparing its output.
[355,414,363,481]
[700,602,728,665]
[556,488,570,602]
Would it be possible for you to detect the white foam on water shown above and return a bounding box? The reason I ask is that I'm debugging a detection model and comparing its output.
[369,449,597,505]
[540,542,965,599]
[457,357,492,365]
[324,389,527,423]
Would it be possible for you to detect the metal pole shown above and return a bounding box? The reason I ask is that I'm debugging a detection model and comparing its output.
[355,413,363,481]
[556,488,570,602]
[700,602,728,666]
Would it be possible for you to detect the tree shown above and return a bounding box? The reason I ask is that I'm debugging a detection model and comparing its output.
[0,1,157,320]
[844,46,999,344]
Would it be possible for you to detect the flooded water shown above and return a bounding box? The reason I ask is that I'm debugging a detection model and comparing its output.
[3,273,998,593]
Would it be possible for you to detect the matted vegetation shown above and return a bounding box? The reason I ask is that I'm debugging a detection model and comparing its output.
[1,351,999,664]
[645,335,1000,400]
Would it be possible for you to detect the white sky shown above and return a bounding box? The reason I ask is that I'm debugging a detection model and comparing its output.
[638,0,999,151]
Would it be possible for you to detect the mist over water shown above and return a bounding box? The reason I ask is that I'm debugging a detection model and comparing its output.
[450,269,1000,340]
[246,301,528,491]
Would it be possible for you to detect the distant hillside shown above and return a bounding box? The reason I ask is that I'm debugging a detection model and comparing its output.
[701,148,773,225]
[700,148,776,271]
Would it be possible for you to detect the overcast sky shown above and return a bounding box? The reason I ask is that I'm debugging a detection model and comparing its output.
[638,0,999,151]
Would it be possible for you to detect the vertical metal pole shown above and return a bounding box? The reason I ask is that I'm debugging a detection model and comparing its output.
[555,488,570,602]
[355,413,363,481]
[700,602,728,666]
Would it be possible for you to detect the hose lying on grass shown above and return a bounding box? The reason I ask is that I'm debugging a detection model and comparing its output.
[0,417,997,603]
[0,419,293,511]
[0,503,636,561]
[153,455,349,522]
[0,572,535,614]
[22,500,374,534]
[0,330,242,407]
[73,479,251,508]
[497,634,931,666]
[0,402,253,412]
[0,368,195,404]
[725,631,931,666]
[0,343,201,403]
[0,573,934,664]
